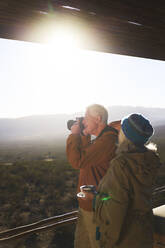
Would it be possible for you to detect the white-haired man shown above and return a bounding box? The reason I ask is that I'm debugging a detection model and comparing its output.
[66,104,119,248]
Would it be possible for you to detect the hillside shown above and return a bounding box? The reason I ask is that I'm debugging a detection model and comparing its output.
[0,106,165,248]
[0,106,165,141]
[152,124,165,163]
[0,160,78,248]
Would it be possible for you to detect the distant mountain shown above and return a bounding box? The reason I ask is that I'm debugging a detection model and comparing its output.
[0,114,74,141]
[153,125,165,141]
[107,106,165,126]
[0,106,165,141]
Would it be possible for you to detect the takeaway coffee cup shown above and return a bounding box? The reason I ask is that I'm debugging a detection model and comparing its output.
[77,185,97,198]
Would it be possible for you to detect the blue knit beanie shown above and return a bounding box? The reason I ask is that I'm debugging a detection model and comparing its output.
[121,114,154,145]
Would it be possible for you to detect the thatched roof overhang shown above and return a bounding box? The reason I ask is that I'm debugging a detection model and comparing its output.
[0,0,165,61]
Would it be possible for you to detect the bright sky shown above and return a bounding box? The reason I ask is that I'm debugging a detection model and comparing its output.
[0,37,165,118]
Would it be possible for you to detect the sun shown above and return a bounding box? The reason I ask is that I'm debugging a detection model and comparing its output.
[48,27,80,51]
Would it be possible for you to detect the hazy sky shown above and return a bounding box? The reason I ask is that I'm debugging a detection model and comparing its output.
[0,37,165,118]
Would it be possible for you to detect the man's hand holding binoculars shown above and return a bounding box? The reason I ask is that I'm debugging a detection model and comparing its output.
[71,119,89,136]
[68,117,89,136]
[71,120,81,134]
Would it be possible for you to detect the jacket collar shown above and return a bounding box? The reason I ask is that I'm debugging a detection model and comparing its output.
[116,141,147,155]
[97,125,118,139]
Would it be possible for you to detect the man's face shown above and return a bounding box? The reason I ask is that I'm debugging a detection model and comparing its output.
[83,112,99,135]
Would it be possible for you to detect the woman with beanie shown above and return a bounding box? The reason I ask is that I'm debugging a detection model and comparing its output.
[82,114,161,248]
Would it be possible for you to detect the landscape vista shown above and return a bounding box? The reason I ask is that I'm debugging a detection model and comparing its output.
[0,38,165,248]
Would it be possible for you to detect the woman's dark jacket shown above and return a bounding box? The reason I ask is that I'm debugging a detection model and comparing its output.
[94,146,161,248]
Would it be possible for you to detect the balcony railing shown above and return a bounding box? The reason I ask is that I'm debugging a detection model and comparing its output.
[0,186,165,246]
[0,211,78,244]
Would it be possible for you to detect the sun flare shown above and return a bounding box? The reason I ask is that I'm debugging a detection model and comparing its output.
[48,27,80,52]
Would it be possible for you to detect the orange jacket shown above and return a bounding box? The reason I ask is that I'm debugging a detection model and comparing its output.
[66,124,118,211]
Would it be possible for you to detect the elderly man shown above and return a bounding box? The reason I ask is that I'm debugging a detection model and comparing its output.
[66,104,119,248]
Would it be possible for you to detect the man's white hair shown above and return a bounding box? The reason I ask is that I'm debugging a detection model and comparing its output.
[86,104,108,124]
